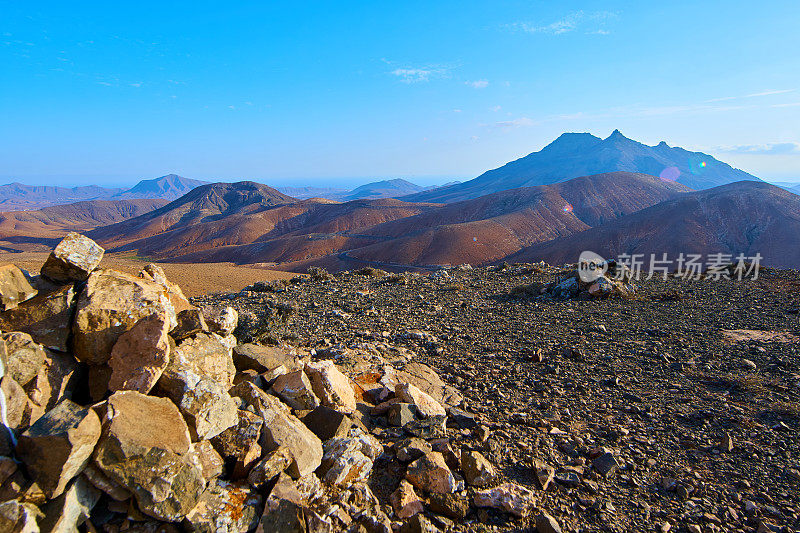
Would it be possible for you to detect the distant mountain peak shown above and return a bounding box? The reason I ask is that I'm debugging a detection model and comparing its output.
[401,131,761,203]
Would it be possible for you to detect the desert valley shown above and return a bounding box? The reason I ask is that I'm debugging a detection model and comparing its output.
[2,131,800,293]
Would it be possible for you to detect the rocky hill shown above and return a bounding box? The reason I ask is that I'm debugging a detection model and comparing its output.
[403,130,759,203]
[0,233,797,532]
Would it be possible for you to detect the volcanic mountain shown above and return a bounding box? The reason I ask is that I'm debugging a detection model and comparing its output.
[403,130,759,203]
[339,179,429,200]
[506,181,800,269]
[0,174,209,211]
[111,174,209,201]
[89,182,437,263]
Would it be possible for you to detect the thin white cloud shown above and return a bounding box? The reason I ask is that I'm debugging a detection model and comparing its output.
[466,80,489,89]
[706,88,795,103]
[510,11,616,35]
[716,142,800,155]
[746,89,795,98]
[492,117,535,128]
[490,105,502,112]
[390,66,452,83]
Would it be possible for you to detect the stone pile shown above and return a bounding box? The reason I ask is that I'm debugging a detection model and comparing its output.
[535,260,635,300]
[0,233,554,532]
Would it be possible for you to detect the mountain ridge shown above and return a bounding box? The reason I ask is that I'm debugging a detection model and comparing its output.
[402,130,760,203]
[0,174,209,211]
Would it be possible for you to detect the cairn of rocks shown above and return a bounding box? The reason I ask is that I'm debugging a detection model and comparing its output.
[0,233,547,532]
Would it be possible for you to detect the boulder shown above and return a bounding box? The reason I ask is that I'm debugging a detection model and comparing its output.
[247,446,293,489]
[395,383,445,418]
[41,232,104,283]
[388,403,416,427]
[394,437,432,463]
[157,368,238,441]
[271,370,320,411]
[194,440,225,481]
[0,264,38,311]
[255,474,305,533]
[93,391,204,521]
[170,333,236,389]
[300,405,353,441]
[38,476,100,533]
[405,452,456,494]
[0,456,17,485]
[81,463,130,501]
[16,400,101,498]
[108,314,172,394]
[592,451,619,478]
[203,306,238,336]
[72,269,177,365]
[232,382,322,479]
[171,308,209,342]
[428,492,469,520]
[390,363,462,408]
[404,415,447,439]
[304,360,356,414]
[0,499,42,533]
[391,479,423,519]
[536,512,563,533]
[1,376,26,453]
[210,409,263,479]
[0,285,75,352]
[23,351,81,425]
[318,430,377,486]
[184,480,262,533]
[461,451,495,487]
[473,483,536,517]
[139,264,193,313]
[3,333,47,387]
[233,343,300,373]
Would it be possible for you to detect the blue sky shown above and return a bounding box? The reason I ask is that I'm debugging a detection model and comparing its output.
[2,1,799,187]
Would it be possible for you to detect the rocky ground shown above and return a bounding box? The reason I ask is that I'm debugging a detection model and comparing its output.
[1,231,798,533]
[193,263,800,532]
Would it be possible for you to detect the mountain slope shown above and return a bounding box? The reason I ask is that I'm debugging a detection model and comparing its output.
[506,181,800,269]
[341,179,428,200]
[341,172,690,266]
[112,174,209,200]
[0,199,167,249]
[89,182,436,262]
[403,130,759,203]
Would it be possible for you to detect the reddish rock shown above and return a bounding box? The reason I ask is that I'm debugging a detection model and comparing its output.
[108,314,172,394]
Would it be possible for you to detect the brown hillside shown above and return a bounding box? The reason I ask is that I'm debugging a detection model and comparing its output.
[0,199,167,251]
[507,181,800,268]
